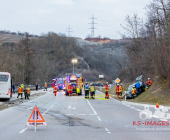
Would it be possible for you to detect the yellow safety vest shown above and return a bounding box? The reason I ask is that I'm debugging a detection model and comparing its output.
[90,86,95,92]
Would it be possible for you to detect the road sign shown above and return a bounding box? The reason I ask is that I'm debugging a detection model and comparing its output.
[115,78,120,84]
[99,75,104,78]
[26,105,47,131]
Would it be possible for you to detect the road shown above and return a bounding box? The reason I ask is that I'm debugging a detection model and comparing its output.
[0,89,170,140]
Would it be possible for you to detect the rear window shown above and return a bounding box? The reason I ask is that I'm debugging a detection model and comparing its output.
[56,80,64,84]
[0,75,9,82]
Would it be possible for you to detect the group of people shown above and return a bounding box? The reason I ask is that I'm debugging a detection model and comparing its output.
[17,84,31,100]
[131,78,153,98]
[84,82,110,99]
[115,84,123,97]
[84,82,96,99]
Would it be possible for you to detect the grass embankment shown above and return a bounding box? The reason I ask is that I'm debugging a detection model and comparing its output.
[97,79,170,106]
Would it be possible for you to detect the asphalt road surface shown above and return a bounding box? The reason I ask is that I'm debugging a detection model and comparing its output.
[0,89,170,140]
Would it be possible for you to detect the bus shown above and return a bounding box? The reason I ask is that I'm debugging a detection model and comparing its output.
[0,72,12,99]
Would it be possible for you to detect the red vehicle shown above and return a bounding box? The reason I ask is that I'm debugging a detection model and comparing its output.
[51,78,65,91]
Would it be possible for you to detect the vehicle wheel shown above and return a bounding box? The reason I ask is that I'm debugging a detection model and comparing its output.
[65,90,69,96]
[78,89,82,96]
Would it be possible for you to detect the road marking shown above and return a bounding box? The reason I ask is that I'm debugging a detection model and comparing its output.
[160,119,168,121]
[135,109,141,112]
[78,114,86,115]
[19,128,27,133]
[42,105,53,115]
[97,116,101,121]
[27,106,33,110]
[130,107,135,109]
[108,132,111,134]
[90,114,97,115]
[105,128,109,132]
[126,105,130,107]
[65,114,74,116]
[86,100,97,115]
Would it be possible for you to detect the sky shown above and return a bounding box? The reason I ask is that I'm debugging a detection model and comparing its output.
[0,0,151,39]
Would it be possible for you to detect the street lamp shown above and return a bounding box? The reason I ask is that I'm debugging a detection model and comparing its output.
[72,58,78,74]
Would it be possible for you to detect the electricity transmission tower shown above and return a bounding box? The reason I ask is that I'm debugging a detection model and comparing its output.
[89,15,97,38]
[66,25,72,37]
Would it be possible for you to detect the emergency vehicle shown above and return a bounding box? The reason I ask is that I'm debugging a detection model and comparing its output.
[65,73,83,96]
[51,78,65,91]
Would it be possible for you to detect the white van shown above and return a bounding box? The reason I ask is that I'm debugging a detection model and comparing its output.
[0,72,12,99]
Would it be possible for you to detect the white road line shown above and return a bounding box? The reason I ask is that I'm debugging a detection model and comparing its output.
[42,105,53,115]
[65,114,74,116]
[86,100,97,115]
[27,107,33,110]
[135,109,141,112]
[108,132,111,134]
[78,114,86,115]
[130,107,135,109]
[90,114,97,115]
[126,105,130,107]
[105,128,109,132]
[97,116,101,121]
[19,128,27,133]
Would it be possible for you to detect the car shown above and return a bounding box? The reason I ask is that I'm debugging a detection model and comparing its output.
[94,83,103,87]
[126,75,146,99]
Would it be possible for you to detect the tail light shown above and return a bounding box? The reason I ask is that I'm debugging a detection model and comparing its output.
[7,89,10,95]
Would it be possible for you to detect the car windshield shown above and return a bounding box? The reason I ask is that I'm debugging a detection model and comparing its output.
[0,75,9,82]
[56,80,64,84]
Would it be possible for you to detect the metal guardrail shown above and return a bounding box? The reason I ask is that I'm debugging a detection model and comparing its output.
[13,83,51,92]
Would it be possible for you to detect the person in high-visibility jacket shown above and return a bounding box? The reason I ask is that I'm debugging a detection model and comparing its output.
[17,85,23,99]
[131,86,137,98]
[105,82,109,99]
[68,83,73,96]
[119,84,123,96]
[21,83,24,90]
[26,85,31,99]
[90,83,96,99]
[53,85,58,96]
[116,84,120,97]
[146,78,152,87]
[44,82,47,91]
[85,82,90,99]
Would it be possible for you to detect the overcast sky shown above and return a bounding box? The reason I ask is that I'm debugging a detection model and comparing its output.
[0,0,151,39]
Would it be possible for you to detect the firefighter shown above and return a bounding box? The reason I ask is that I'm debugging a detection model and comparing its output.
[24,88,27,100]
[90,83,96,99]
[85,82,90,99]
[21,83,24,90]
[105,82,109,99]
[119,84,123,97]
[68,83,73,96]
[54,84,58,96]
[27,85,31,99]
[116,84,120,97]
[146,78,152,87]
[17,85,23,99]
[131,86,137,98]
[44,82,47,91]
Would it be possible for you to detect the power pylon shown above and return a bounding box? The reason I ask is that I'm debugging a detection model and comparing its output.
[66,25,72,37]
[89,15,97,38]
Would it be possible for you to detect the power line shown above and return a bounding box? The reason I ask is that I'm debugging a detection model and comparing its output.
[88,15,97,38]
[66,25,72,37]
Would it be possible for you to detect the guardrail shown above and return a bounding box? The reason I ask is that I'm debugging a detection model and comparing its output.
[13,83,51,92]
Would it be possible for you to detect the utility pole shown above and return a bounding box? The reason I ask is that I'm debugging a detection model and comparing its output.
[66,25,72,37]
[89,15,97,38]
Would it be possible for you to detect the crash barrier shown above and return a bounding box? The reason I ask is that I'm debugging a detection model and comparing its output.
[13,83,51,92]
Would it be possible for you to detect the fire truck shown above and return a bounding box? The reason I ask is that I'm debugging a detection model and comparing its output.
[65,73,83,96]
[51,78,65,91]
